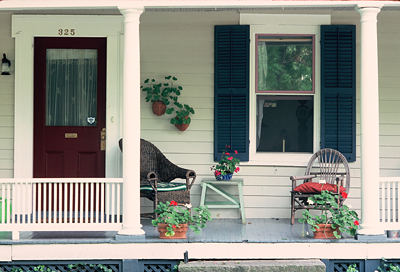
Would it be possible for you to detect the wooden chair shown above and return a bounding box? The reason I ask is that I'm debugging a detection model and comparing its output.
[290,148,350,225]
[119,138,196,218]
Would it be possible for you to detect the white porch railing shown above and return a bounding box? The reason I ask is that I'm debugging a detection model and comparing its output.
[0,178,123,240]
[379,177,400,230]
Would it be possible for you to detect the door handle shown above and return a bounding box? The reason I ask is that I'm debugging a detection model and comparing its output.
[100,128,106,151]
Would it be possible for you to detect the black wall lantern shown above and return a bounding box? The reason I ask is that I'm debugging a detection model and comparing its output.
[1,54,11,75]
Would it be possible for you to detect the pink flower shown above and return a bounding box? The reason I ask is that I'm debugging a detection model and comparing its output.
[226,145,230,148]
[227,157,233,161]
[234,167,240,173]
[215,170,221,176]
[170,201,178,206]
[234,150,238,154]
[225,152,230,156]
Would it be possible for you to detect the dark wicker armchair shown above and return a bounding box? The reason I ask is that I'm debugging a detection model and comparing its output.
[119,138,196,217]
[290,148,350,225]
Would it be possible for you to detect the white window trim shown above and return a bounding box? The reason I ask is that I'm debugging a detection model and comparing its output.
[12,15,124,178]
[240,14,331,166]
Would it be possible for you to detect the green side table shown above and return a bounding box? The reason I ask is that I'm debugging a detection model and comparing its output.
[200,178,246,224]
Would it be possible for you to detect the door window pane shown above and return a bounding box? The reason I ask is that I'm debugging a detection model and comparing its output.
[46,49,98,126]
[256,95,313,152]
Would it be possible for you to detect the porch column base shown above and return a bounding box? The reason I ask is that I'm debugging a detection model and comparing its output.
[356,223,385,240]
[356,233,387,241]
[115,233,145,242]
[117,224,145,235]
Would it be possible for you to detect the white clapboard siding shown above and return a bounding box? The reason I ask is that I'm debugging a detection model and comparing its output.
[0,13,14,179]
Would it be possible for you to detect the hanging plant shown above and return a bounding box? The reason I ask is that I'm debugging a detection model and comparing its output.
[141,76,182,116]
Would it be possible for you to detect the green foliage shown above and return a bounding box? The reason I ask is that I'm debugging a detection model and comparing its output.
[298,190,360,238]
[10,263,113,272]
[152,201,212,237]
[169,103,195,125]
[378,258,400,272]
[141,75,182,104]
[346,263,359,272]
[211,147,240,176]
[258,44,312,91]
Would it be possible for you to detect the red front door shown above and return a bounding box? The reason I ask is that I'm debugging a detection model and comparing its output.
[33,37,106,178]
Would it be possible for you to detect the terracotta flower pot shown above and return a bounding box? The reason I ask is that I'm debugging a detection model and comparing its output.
[152,101,166,116]
[313,224,339,239]
[157,223,188,239]
[174,116,190,131]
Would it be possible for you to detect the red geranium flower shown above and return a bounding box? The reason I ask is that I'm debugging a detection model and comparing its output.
[234,167,240,173]
[225,152,230,156]
[227,157,233,161]
[172,225,176,228]
[354,220,360,226]
[234,150,238,154]
[170,201,178,206]
[341,192,348,199]
[215,170,221,176]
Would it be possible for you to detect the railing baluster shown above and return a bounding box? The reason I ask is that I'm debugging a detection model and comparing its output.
[90,182,94,224]
[117,183,121,223]
[111,183,115,223]
[85,182,89,224]
[6,183,11,225]
[1,183,5,224]
[101,182,105,223]
[33,183,37,225]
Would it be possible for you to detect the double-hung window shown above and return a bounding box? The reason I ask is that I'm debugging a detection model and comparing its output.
[256,35,314,155]
[214,15,356,165]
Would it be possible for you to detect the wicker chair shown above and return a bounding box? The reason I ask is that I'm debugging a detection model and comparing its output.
[119,138,196,217]
[290,148,350,225]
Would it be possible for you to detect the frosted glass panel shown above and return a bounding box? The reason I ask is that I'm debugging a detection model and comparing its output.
[46,49,98,126]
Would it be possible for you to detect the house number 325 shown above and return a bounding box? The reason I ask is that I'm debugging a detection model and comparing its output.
[58,29,76,36]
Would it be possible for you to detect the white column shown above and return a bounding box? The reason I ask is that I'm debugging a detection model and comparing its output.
[357,5,385,236]
[118,7,145,236]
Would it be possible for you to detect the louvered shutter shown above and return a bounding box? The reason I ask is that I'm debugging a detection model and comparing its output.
[321,25,356,162]
[214,25,249,161]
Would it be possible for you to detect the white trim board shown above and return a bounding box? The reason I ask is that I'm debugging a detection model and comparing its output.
[12,15,124,178]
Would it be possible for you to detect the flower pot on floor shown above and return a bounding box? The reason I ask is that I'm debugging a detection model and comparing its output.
[157,223,188,239]
[313,224,339,239]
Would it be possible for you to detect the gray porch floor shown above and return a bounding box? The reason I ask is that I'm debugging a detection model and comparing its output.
[0,218,397,244]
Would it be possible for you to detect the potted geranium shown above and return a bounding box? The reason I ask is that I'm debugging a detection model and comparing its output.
[211,146,240,180]
[141,76,182,116]
[299,190,360,239]
[152,201,212,239]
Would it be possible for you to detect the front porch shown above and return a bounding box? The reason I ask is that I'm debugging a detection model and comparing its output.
[0,218,399,263]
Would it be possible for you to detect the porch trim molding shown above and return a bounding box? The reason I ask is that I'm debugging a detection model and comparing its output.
[356,4,385,236]
[117,6,145,237]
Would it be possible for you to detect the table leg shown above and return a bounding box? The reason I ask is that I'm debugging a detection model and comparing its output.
[200,183,207,206]
[238,182,246,224]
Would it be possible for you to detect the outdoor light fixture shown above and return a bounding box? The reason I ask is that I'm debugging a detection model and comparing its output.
[1,54,11,75]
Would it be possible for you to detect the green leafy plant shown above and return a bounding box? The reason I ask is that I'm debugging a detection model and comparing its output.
[169,102,195,125]
[141,75,182,105]
[211,145,240,176]
[377,258,400,272]
[298,189,360,238]
[152,201,212,237]
[346,263,359,272]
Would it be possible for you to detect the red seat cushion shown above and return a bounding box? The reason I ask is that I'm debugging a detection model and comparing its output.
[293,182,346,194]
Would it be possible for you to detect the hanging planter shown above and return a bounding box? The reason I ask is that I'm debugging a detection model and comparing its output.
[152,101,167,116]
[169,105,195,132]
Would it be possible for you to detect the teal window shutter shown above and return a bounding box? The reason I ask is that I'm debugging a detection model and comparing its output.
[321,25,356,162]
[214,25,250,161]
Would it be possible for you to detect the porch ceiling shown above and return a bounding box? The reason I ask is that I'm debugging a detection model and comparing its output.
[1,2,400,15]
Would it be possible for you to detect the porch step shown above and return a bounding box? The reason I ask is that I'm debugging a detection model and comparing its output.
[178,259,326,272]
